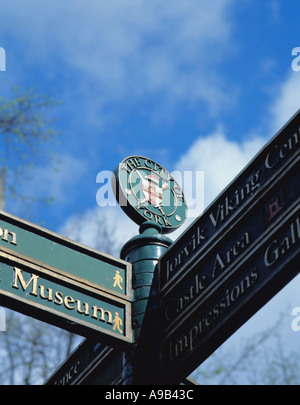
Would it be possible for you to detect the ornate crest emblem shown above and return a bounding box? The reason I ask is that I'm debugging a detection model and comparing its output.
[113,156,187,233]
[139,171,164,206]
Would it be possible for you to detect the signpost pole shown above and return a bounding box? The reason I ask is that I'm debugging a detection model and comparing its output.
[120,221,172,385]
[45,113,300,385]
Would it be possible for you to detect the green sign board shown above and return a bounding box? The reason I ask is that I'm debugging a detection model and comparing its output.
[0,251,132,344]
[0,210,131,298]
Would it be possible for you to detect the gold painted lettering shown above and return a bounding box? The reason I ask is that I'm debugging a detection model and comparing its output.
[162,216,172,226]
[0,227,17,245]
[39,285,53,301]
[54,291,64,305]
[76,300,89,315]
[154,214,164,225]
[145,159,154,169]
[64,295,76,310]
[126,158,140,171]
[2,229,17,245]
[121,162,130,173]
[173,186,184,202]
[143,209,153,220]
[12,267,38,296]
[91,305,113,324]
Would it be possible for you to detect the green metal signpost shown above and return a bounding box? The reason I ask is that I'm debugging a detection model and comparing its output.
[113,156,187,384]
[0,111,299,386]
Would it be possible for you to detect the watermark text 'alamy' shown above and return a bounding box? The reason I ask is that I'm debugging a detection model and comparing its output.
[96,170,204,219]
[0,47,6,71]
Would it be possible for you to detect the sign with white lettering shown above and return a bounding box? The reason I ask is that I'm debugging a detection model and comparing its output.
[160,155,300,333]
[45,339,123,385]
[158,109,300,293]
[159,202,300,383]
[0,210,131,298]
[0,251,133,344]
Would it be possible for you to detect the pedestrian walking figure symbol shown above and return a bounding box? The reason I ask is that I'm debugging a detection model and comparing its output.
[113,312,123,334]
[113,270,123,290]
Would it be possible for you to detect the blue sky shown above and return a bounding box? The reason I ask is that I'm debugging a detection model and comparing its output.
[1,0,299,229]
[0,0,300,383]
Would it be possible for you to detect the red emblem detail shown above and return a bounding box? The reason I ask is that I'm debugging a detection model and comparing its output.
[141,173,163,206]
[267,195,283,222]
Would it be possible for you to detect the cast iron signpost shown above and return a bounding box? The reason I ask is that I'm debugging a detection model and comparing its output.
[47,155,188,385]
[46,111,299,385]
[113,156,187,384]
[2,110,298,385]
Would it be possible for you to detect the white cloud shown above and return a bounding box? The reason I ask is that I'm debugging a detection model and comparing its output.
[59,205,138,256]
[175,129,266,210]
[0,0,236,112]
[270,71,300,132]
[164,129,266,241]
